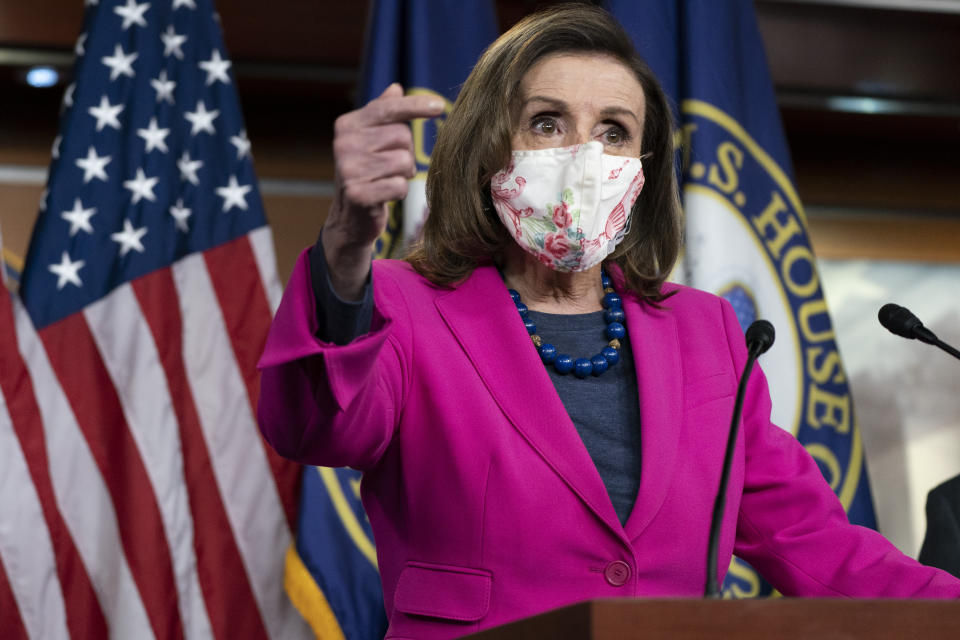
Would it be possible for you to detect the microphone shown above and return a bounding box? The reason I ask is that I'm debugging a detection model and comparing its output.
[705,319,775,598]
[878,303,960,361]
[745,319,776,358]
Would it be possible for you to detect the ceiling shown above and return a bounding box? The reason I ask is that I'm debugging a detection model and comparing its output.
[1,0,959,215]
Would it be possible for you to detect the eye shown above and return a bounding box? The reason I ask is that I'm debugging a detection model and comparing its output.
[531,115,560,135]
[601,124,630,146]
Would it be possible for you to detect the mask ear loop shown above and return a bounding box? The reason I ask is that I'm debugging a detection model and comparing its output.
[619,160,646,241]
[596,153,645,262]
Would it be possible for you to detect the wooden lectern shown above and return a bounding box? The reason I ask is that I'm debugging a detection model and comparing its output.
[465,598,960,639]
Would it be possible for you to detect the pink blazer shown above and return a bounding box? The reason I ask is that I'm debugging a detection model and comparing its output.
[258,251,960,639]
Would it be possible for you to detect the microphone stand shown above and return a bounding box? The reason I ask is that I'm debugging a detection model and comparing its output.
[928,337,960,361]
[704,324,772,598]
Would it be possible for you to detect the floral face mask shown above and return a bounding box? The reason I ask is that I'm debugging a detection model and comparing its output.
[490,141,645,272]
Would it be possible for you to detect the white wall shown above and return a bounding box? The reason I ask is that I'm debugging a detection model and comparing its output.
[818,259,960,556]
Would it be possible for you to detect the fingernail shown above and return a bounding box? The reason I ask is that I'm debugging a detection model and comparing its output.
[429,100,444,110]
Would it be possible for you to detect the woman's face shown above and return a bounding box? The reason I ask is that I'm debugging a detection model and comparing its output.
[511,52,646,158]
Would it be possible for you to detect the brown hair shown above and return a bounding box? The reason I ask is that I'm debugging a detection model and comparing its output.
[405,2,682,302]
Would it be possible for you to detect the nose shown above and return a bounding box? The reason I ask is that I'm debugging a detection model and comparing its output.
[565,122,593,148]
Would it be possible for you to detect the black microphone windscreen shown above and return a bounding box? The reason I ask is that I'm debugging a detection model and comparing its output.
[878,303,921,339]
[745,319,775,356]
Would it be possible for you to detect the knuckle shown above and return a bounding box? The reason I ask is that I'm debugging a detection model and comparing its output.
[337,156,360,180]
[359,127,385,149]
[367,99,389,123]
[391,149,414,171]
[391,176,410,200]
[391,123,414,147]
[332,136,350,158]
[334,134,364,164]
[333,113,354,136]
[342,182,370,207]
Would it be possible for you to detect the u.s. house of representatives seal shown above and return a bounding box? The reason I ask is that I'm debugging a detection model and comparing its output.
[679,99,869,594]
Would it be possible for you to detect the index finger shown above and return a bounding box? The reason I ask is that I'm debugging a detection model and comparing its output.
[361,93,446,126]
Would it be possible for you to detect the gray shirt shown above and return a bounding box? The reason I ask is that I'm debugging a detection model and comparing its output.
[309,238,642,525]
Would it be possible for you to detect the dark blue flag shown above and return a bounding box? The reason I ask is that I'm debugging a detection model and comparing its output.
[608,0,877,598]
[286,1,499,638]
[360,0,499,257]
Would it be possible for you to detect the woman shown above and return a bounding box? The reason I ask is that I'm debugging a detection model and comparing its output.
[258,5,960,638]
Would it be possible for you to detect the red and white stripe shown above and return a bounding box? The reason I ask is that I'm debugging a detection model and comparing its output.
[0,230,309,639]
[0,377,69,640]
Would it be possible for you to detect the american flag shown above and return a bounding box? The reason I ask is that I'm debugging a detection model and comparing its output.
[0,1,308,638]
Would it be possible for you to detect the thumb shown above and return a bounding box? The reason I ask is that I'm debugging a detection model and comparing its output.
[378,82,404,99]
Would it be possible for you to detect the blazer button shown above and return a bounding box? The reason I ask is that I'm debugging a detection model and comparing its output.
[603,560,631,586]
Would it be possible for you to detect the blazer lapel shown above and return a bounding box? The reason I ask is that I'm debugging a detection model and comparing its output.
[622,289,683,541]
[435,265,624,535]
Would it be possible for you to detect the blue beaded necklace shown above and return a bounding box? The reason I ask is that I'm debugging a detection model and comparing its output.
[508,271,626,379]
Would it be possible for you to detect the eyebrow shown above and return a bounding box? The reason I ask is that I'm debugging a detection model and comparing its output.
[523,95,642,127]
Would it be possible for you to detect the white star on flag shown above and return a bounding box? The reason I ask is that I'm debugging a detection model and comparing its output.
[51,135,62,159]
[75,146,112,183]
[216,175,252,212]
[199,50,231,86]
[101,44,138,81]
[173,0,196,9]
[184,100,219,135]
[61,198,97,236]
[39,188,48,212]
[49,251,85,289]
[114,0,150,30]
[161,25,187,59]
[177,151,203,184]
[137,117,170,153]
[169,199,192,232]
[75,33,87,57]
[62,83,75,108]
[110,219,148,256]
[230,130,251,159]
[123,168,159,204]
[150,70,176,104]
[88,95,124,131]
